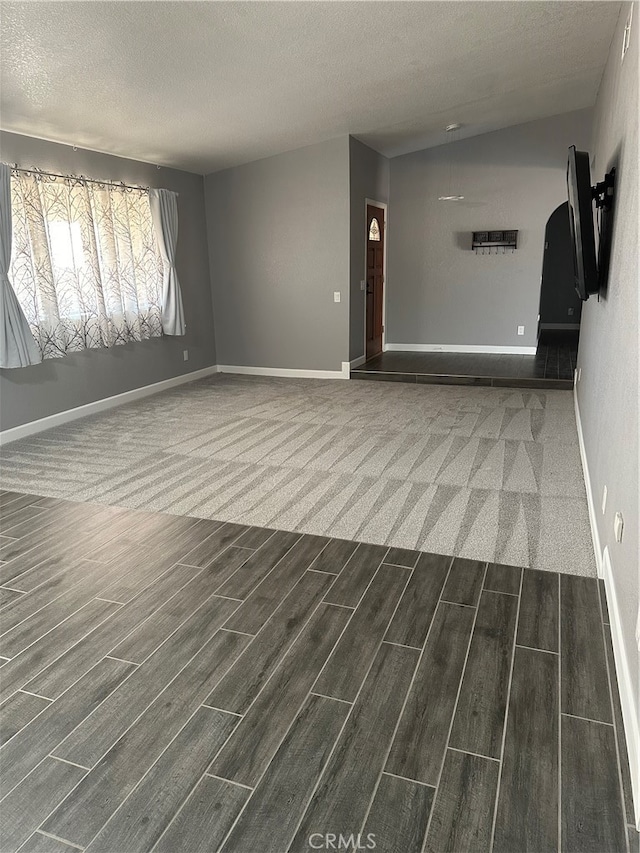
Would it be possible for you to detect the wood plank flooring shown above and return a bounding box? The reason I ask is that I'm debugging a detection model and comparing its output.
[0,490,635,853]
[351,339,578,389]
[351,336,578,390]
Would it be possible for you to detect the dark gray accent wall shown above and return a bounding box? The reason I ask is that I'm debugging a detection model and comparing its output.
[386,109,593,349]
[204,137,350,372]
[577,3,638,707]
[349,137,389,361]
[0,132,216,431]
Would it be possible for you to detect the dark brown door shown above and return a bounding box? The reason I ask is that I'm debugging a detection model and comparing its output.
[366,204,385,359]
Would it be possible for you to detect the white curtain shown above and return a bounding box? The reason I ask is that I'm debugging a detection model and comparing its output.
[9,170,164,360]
[149,188,185,335]
[0,164,41,368]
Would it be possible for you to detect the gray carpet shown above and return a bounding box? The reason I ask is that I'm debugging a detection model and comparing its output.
[0,374,595,576]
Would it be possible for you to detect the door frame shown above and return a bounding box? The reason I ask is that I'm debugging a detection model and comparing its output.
[363,198,388,360]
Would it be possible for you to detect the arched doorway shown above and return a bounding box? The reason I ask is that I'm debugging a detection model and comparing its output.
[537,202,582,376]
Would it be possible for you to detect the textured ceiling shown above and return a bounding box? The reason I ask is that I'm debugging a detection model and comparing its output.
[0,1,620,174]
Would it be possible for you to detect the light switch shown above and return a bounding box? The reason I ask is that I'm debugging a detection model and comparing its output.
[334,292,341,303]
[360,280,366,291]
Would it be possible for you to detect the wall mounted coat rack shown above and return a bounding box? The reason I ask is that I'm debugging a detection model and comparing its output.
[472,230,518,254]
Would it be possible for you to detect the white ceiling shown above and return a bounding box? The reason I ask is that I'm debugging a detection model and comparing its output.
[0,1,620,175]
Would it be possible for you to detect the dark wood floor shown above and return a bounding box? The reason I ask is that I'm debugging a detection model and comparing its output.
[0,490,636,853]
[352,339,578,389]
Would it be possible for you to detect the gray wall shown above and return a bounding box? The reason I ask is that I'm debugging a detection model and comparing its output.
[386,109,593,349]
[577,4,639,707]
[0,132,216,431]
[204,136,350,372]
[349,137,389,361]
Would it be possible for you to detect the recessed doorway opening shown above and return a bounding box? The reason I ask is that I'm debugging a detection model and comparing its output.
[364,201,387,361]
[537,200,582,380]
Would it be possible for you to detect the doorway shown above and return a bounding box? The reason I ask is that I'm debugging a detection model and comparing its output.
[365,203,385,360]
[537,201,582,378]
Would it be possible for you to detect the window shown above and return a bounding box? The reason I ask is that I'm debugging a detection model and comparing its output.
[10,171,163,360]
[368,217,381,241]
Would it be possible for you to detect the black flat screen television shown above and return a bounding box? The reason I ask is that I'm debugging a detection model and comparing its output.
[567,146,599,300]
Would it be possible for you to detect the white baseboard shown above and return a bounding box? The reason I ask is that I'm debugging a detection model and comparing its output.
[602,546,640,830]
[573,382,602,577]
[0,365,220,446]
[574,384,639,828]
[384,343,537,355]
[218,363,350,380]
[350,355,367,369]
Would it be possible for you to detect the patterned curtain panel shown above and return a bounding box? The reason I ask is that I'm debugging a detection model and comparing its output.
[9,171,164,360]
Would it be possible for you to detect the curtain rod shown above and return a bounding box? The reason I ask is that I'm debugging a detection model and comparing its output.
[11,165,152,193]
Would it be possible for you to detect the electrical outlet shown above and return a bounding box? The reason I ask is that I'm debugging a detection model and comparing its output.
[183,350,189,361]
[517,325,525,336]
[614,512,624,543]
[333,291,341,303]
[568,307,574,316]
[602,485,607,515]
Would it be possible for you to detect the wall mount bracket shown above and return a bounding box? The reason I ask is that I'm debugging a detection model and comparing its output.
[592,167,615,210]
